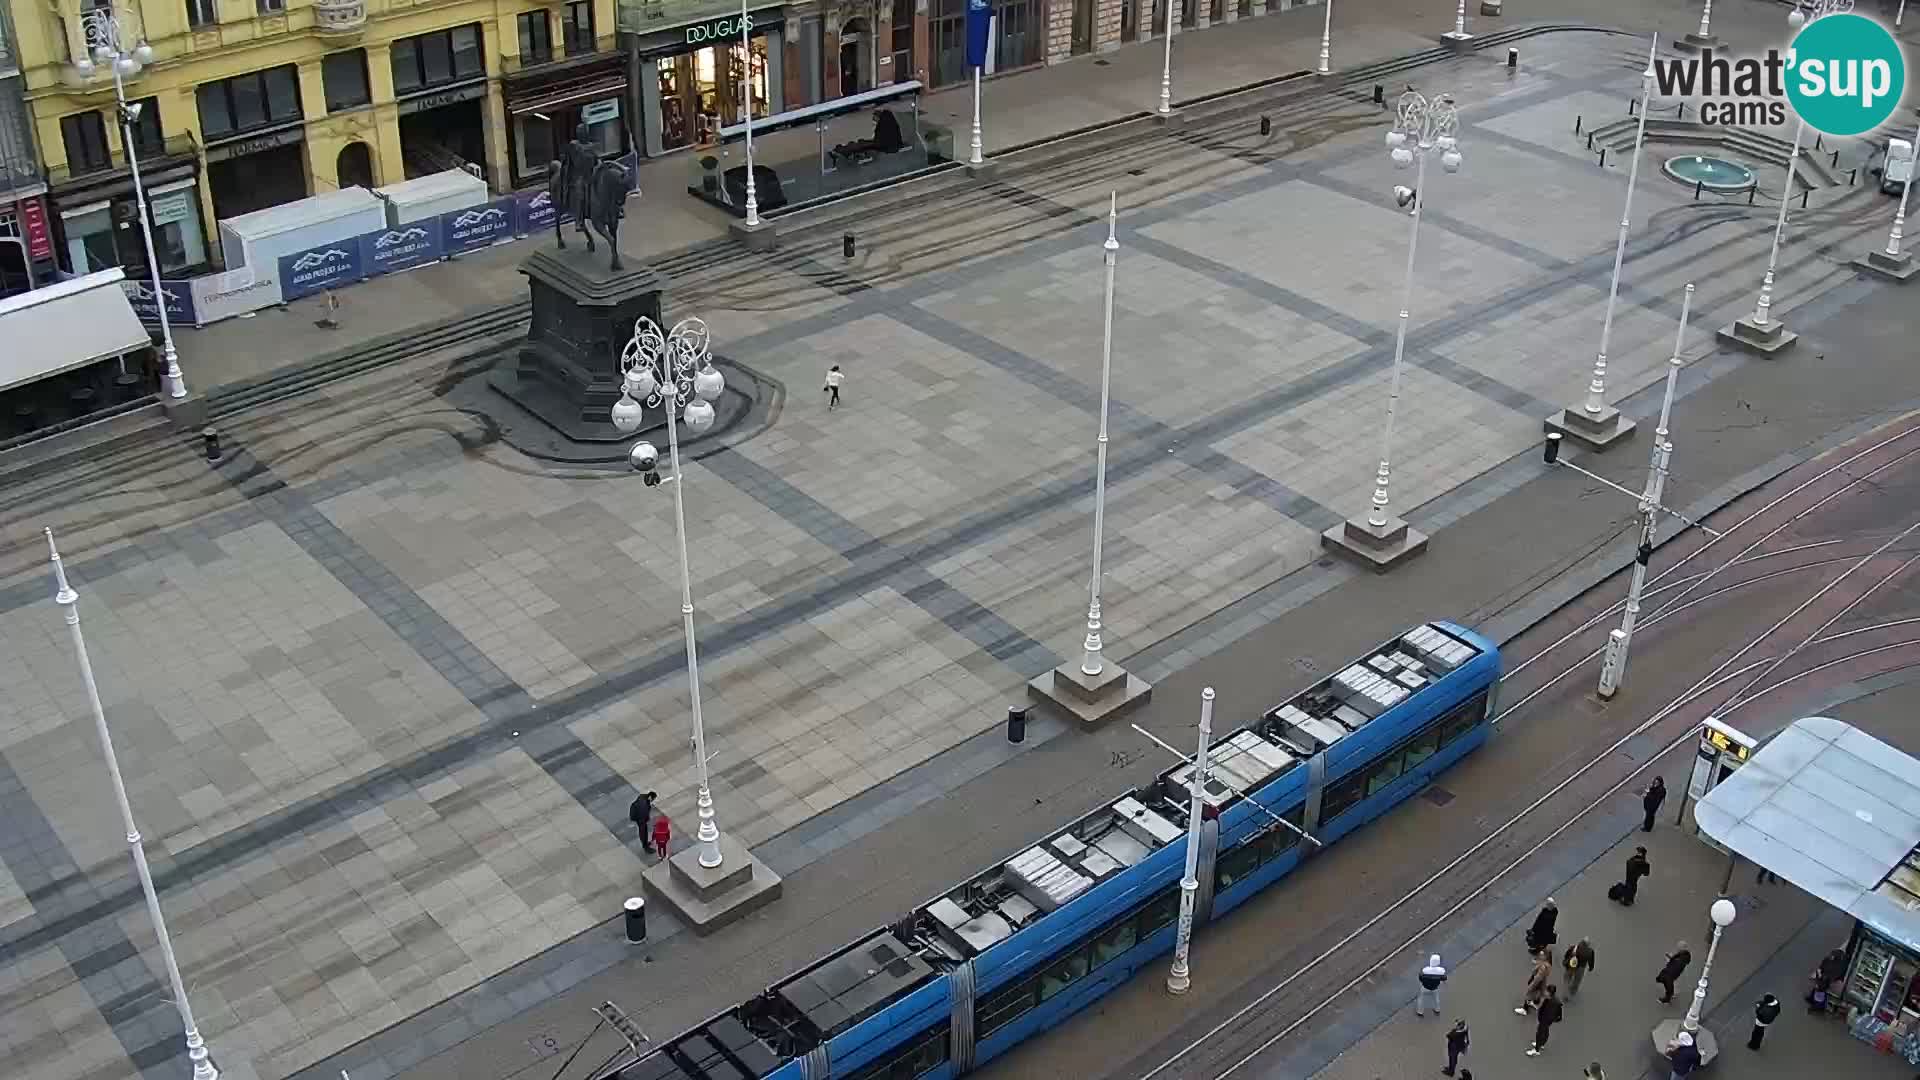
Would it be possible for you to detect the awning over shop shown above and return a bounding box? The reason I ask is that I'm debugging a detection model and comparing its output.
[1696,716,1920,953]
[0,268,150,393]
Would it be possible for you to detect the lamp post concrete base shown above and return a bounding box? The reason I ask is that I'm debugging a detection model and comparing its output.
[1441,31,1475,50]
[1717,315,1799,355]
[1673,32,1723,52]
[1543,403,1637,451]
[642,834,783,935]
[1029,661,1153,730]
[965,160,1001,179]
[1855,248,1920,281]
[1650,1020,1720,1069]
[1154,111,1188,128]
[161,394,208,430]
[729,217,780,252]
[1321,515,1428,572]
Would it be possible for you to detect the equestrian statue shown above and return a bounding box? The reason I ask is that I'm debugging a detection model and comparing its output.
[546,123,631,272]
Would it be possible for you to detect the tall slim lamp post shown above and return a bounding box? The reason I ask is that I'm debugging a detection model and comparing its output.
[74,9,187,400]
[1317,0,1335,75]
[1158,0,1175,115]
[1684,898,1738,1035]
[46,531,218,1080]
[1031,195,1151,722]
[1721,0,1851,353]
[1166,687,1214,995]
[1857,109,1920,280]
[738,0,760,229]
[612,318,728,869]
[1442,0,1472,45]
[1546,37,1657,451]
[1323,90,1461,571]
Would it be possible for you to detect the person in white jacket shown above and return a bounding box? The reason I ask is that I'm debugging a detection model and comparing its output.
[1417,954,1448,1016]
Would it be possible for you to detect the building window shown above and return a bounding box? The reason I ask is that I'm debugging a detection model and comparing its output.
[185,0,217,27]
[517,11,552,64]
[257,0,285,12]
[62,205,115,273]
[147,184,208,272]
[391,24,484,95]
[562,1,595,54]
[197,65,303,139]
[322,49,371,111]
[932,0,964,87]
[126,97,163,157]
[891,0,913,75]
[60,111,111,174]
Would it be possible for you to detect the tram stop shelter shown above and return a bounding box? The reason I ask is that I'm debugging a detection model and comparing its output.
[1694,716,1920,1064]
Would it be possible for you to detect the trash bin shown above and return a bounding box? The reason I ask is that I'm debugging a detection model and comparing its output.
[1006,705,1028,744]
[624,896,646,943]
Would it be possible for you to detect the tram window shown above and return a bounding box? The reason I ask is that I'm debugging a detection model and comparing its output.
[1037,948,1091,1002]
[1216,843,1261,891]
[845,1024,948,1080]
[1438,691,1488,746]
[1092,918,1138,967]
[1366,754,1404,797]
[1403,726,1441,771]
[976,977,1039,1038]
[1322,776,1364,820]
[1138,887,1181,935]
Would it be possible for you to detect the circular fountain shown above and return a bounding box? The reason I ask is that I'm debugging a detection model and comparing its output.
[1662,155,1757,193]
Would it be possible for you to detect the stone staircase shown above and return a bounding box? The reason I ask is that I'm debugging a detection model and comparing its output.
[1582,116,1847,191]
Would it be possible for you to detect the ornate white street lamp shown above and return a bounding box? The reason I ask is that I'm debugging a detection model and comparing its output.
[1859,110,1920,280]
[1080,195,1120,681]
[1166,687,1214,995]
[74,8,187,400]
[1324,90,1461,570]
[46,531,218,1080]
[738,0,760,229]
[1547,37,1657,451]
[1442,0,1471,43]
[1725,0,1852,352]
[1684,898,1738,1034]
[1158,0,1176,116]
[1318,0,1334,75]
[611,317,728,869]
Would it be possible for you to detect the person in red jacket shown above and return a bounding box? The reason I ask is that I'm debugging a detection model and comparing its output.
[651,814,672,860]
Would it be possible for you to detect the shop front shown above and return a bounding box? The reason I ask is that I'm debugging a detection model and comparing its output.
[502,51,631,190]
[620,2,786,157]
[391,25,492,183]
[48,136,213,280]
[203,126,309,224]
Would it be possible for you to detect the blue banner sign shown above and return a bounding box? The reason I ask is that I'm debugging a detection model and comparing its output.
[277,240,365,300]
[122,277,198,327]
[517,188,562,234]
[441,197,516,255]
[966,0,992,69]
[361,219,444,275]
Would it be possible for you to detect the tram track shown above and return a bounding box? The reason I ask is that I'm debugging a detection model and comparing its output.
[1114,432,1920,1080]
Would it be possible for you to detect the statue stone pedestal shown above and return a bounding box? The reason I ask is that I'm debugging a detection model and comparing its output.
[490,246,668,442]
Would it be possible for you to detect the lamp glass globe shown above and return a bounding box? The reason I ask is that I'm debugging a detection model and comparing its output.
[1386,129,1408,148]
[1788,8,1806,25]
[1441,149,1462,173]
[1391,146,1414,169]
[1710,898,1737,926]
[683,398,716,433]
[692,364,724,401]
[1435,134,1457,151]
[94,43,113,63]
[135,42,154,65]
[610,394,644,433]
[75,56,94,76]
[626,367,657,401]
[115,55,138,77]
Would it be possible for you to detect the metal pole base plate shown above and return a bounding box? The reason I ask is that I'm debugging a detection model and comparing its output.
[1543,405,1638,451]
[1855,248,1920,281]
[1716,315,1799,355]
[1321,516,1429,572]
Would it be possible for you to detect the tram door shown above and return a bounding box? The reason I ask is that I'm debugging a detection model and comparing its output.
[1687,717,1755,851]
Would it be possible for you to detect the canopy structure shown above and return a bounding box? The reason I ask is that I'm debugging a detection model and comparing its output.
[0,268,150,393]
[1695,716,1920,953]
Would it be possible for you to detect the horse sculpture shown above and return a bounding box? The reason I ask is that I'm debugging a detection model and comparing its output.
[586,160,629,272]
[545,125,631,272]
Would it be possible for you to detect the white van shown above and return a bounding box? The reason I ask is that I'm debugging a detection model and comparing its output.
[1884,137,1915,196]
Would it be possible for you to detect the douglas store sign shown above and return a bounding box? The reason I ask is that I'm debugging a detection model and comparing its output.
[619,0,783,44]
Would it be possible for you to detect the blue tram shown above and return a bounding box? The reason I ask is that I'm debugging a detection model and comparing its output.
[605,622,1501,1080]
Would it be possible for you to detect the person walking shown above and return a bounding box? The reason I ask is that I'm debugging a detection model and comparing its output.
[1809,947,1848,1012]
[1642,776,1667,831]
[628,790,657,854]
[1564,938,1596,1000]
[1417,954,1447,1016]
[1749,992,1781,1049]
[1656,941,1693,1004]
[823,364,845,409]
[1516,947,1552,1014]
[1526,898,1560,953]
[651,813,672,861]
[1666,1030,1702,1078]
[1583,1064,1605,1080]
[1525,986,1562,1056]
[1619,846,1652,906]
[1443,1019,1469,1076]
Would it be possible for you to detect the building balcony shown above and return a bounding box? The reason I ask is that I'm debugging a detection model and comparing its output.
[313,0,367,36]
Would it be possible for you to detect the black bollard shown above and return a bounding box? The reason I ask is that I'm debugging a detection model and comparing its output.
[1677,102,1687,120]
[1544,432,1563,465]
[1373,83,1385,105]
[1598,148,1608,168]
[1260,115,1272,137]
[624,897,646,943]
[1575,115,1583,134]
[1851,167,1859,186]
[1832,149,1841,168]
[1507,48,1518,69]
[1006,705,1029,744]
[843,232,856,258]
[1587,132,1595,150]
[1629,98,1637,117]
[1801,188,1810,208]
[202,428,220,461]
[1815,133,1824,152]
[1748,187,1757,205]
[1694,180,1703,201]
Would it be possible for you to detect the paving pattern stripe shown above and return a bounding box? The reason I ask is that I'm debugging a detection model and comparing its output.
[704,448,1062,675]
[0,753,183,1080]
[889,303,1344,531]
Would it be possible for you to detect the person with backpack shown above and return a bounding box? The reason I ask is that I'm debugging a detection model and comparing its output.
[628,790,657,854]
[1564,938,1596,1000]
[1516,947,1552,1014]
[823,365,845,409]
[1749,993,1781,1049]
[1525,986,1563,1056]
[1416,954,1448,1016]
[1443,1019,1469,1076]
[1667,1030,1702,1078]
[1614,846,1652,906]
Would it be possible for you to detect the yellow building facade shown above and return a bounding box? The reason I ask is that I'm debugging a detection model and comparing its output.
[13,0,621,274]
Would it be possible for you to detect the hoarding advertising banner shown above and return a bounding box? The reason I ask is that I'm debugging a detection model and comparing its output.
[441,197,516,255]
[277,240,366,300]
[361,219,445,275]
[517,188,562,234]
[121,278,199,328]
[192,268,282,325]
